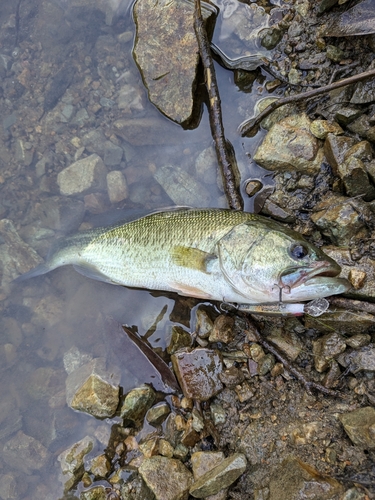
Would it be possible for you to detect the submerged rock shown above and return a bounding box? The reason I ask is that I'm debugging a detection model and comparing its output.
[154,164,211,206]
[139,456,193,500]
[3,431,50,475]
[339,407,375,449]
[58,435,95,492]
[171,348,223,401]
[66,358,120,418]
[57,154,107,196]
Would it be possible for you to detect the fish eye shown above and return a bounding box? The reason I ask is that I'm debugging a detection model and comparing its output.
[289,243,309,260]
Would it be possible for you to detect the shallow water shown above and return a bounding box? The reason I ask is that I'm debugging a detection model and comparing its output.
[0,0,281,497]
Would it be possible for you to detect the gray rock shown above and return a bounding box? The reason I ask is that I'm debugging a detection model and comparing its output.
[57,154,107,196]
[171,348,223,401]
[190,453,247,498]
[195,146,217,184]
[81,130,107,154]
[335,107,364,126]
[120,385,156,425]
[312,332,347,373]
[0,473,26,500]
[339,406,375,449]
[106,170,128,203]
[103,141,123,167]
[253,113,324,174]
[63,346,93,375]
[3,431,50,475]
[34,195,85,232]
[117,83,144,112]
[133,0,215,124]
[58,435,95,492]
[345,334,371,349]
[139,456,193,500]
[66,358,120,418]
[0,219,43,294]
[337,346,375,373]
[219,366,245,388]
[15,138,34,166]
[154,164,211,206]
[268,457,344,500]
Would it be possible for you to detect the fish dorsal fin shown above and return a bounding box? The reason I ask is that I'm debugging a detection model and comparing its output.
[170,246,217,274]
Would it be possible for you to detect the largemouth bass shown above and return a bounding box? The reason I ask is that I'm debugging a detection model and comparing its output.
[14,208,350,304]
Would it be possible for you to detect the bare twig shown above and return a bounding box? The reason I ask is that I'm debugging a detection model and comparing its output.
[194,0,243,210]
[239,67,375,137]
[244,315,340,397]
[329,297,375,316]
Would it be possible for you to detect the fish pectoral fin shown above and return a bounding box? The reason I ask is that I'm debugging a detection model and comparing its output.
[73,264,117,284]
[170,281,214,299]
[171,246,217,274]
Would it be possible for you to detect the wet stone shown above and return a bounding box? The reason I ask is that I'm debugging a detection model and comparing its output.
[88,453,111,478]
[154,164,211,206]
[139,456,193,500]
[253,113,324,174]
[219,365,245,388]
[339,407,375,449]
[306,308,375,336]
[0,473,26,500]
[209,315,235,344]
[337,347,375,374]
[258,353,275,376]
[195,307,214,339]
[146,402,171,426]
[312,332,347,373]
[180,417,201,447]
[106,170,128,203]
[337,156,375,201]
[57,154,107,196]
[335,107,364,127]
[190,453,247,498]
[309,119,343,139]
[66,358,120,418]
[171,348,224,402]
[103,141,123,166]
[58,436,95,492]
[210,403,227,426]
[80,485,107,500]
[195,146,217,184]
[120,385,156,425]
[268,457,344,500]
[2,431,50,475]
[323,133,357,174]
[167,325,193,355]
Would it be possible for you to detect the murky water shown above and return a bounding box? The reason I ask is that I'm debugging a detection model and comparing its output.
[0,0,282,497]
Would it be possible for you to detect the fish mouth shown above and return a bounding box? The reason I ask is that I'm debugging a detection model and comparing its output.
[280,260,341,289]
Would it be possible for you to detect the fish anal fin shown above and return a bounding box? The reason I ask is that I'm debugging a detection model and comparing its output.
[171,246,217,274]
[170,281,213,299]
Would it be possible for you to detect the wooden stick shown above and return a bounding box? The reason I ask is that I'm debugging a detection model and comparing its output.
[239,67,375,137]
[194,0,243,210]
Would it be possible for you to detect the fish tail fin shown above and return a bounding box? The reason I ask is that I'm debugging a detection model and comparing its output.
[13,263,51,283]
